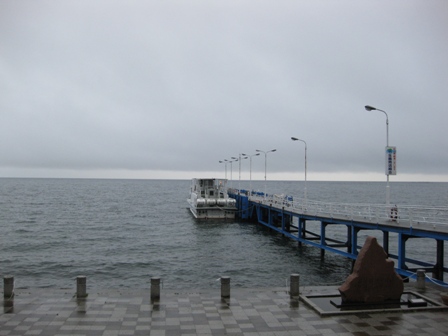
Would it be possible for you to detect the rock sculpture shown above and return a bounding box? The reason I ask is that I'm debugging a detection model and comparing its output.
[339,236,404,303]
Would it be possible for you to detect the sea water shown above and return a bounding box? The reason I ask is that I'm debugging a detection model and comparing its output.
[0,178,447,289]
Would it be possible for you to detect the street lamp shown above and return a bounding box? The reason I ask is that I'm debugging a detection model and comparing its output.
[245,153,260,192]
[232,154,248,191]
[365,105,391,206]
[291,137,307,203]
[219,159,228,179]
[255,149,277,198]
[228,159,238,188]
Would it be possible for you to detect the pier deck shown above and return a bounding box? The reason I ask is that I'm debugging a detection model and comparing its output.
[230,190,448,285]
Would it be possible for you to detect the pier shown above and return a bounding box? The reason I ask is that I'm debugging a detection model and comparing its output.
[229,189,448,285]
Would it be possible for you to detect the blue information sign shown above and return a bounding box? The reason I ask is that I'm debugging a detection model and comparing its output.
[385,146,397,175]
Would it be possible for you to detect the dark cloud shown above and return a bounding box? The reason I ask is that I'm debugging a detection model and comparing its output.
[1,0,447,181]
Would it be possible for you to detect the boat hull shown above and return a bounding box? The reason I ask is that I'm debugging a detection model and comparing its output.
[187,199,236,219]
[187,178,236,220]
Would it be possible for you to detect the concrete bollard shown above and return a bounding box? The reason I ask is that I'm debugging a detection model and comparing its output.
[4,275,14,298]
[151,277,161,300]
[76,276,87,298]
[290,274,300,297]
[221,276,230,298]
[416,269,426,290]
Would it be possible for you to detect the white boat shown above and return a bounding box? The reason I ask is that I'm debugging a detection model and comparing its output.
[187,178,237,219]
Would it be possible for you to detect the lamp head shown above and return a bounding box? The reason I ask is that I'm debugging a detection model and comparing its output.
[291,137,298,141]
[365,105,376,111]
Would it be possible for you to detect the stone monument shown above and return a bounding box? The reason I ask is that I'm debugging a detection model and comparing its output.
[339,236,404,303]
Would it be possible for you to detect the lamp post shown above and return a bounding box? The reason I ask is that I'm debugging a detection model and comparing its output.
[246,153,260,192]
[291,137,307,203]
[232,154,248,192]
[219,159,228,179]
[255,149,277,198]
[228,159,237,188]
[365,105,391,206]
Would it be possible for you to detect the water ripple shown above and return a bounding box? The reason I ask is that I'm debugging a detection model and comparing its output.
[1,178,446,289]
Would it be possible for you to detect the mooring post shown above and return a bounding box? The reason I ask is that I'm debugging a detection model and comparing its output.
[221,276,230,298]
[151,277,161,300]
[76,275,87,298]
[290,274,300,297]
[4,275,14,298]
[416,269,426,290]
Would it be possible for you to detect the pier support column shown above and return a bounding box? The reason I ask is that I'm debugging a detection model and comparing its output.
[289,274,300,297]
[3,275,14,298]
[220,276,230,298]
[298,218,305,247]
[76,276,87,298]
[398,234,409,271]
[285,215,291,233]
[320,222,327,259]
[433,240,444,281]
[351,227,360,256]
[281,207,285,232]
[383,231,390,256]
[346,225,352,254]
[416,269,426,290]
[151,277,161,300]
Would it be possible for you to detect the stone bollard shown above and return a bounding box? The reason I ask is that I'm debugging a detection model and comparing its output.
[290,274,300,297]
[221,276,230,298]
[416,269,426,290]
[151,277,161,300]
[4,275,14,298]
[76,276,87,298]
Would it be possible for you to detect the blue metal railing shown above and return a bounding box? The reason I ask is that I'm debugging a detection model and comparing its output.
[248,193,448,233]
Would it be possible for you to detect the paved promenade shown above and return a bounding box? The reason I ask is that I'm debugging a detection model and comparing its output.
[1,283,447,336]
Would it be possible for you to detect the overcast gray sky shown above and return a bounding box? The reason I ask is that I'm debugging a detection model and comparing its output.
[1,0,447,181]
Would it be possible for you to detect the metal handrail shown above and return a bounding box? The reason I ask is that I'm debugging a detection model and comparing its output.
[248,193,448,232]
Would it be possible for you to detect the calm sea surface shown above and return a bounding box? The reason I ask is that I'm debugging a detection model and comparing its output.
[1,178,447,289]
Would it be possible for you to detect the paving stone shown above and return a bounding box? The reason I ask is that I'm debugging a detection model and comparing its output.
[1,285,447,335]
